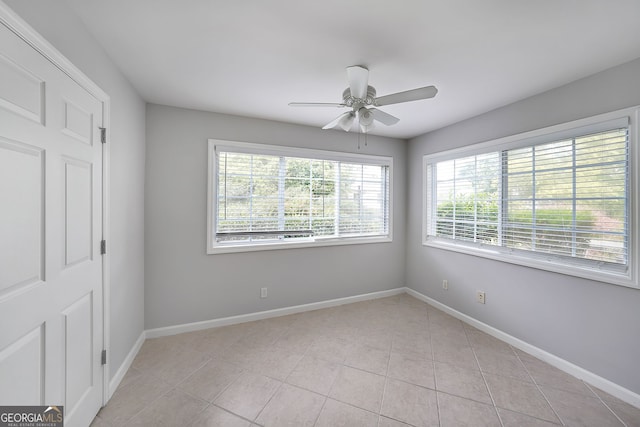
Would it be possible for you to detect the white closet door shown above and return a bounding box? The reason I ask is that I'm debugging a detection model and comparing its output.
[0,20,104,427]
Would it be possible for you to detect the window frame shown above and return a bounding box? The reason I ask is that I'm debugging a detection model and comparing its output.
[208,139,393,254]
[423,107,639,289]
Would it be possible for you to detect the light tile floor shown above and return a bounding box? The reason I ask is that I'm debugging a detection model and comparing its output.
[91,294,640,426]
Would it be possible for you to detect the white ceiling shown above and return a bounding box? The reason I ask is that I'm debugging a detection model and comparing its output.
[64,0,640,139]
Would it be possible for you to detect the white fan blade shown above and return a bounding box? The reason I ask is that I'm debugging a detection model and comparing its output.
[322,112,354,131]
[289,102,345,107]
[370,108,400,126]
[375,85,438,106]
[347,66,369,99]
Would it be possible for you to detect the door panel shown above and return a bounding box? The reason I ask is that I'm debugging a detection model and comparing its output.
[63,292,93,417]
[0,325,44,405]
[0,19,104,427]
[0,138,44,294]
[62,99,94,145]
[63,158,93,267]
[0,52,44,124]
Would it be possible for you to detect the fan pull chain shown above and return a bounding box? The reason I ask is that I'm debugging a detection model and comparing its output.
[357,128,369,150]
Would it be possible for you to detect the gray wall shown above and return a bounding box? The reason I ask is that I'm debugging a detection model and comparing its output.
[407,57,640,394]
[5,1,147,382]
[145,104,406,329]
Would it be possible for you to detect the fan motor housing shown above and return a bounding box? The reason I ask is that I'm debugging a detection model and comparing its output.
[342,86,377,107]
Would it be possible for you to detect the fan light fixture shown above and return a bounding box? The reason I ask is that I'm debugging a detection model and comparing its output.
[338,112,355,131]
[289,65,438,133]
[358,108,375,133]
[358,108,374,126]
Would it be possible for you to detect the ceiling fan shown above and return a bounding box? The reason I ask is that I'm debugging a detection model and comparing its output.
[289,65,438,133]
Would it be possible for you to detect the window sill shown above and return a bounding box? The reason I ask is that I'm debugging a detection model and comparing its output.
[423,238,638,289]
[208,235,393,255]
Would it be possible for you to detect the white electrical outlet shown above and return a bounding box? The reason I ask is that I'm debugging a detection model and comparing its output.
[477,291,486,304]
[261,287,268,298]
[442,280,448,290]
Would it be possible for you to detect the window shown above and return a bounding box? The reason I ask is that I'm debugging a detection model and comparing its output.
[208,140,392,253]
[424,108,639,288]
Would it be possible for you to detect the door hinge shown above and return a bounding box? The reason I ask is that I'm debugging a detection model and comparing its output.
[101,350,107,365]
[100,240,106,255]
[99,127,106,144]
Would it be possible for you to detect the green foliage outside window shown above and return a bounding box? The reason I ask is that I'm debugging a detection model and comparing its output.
[217,152,388,241]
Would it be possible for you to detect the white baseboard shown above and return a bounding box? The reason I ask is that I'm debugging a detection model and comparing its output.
[145,287,406,339]
[107,331,145,400]
[405,287,640,409]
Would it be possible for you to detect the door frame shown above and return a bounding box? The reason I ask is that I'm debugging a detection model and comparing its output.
[0,2,112,405]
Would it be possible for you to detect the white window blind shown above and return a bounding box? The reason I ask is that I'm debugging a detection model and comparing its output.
[502,128,628,265]
[429,152,501,245]
[424,113,634,286]
[210,141,391,251]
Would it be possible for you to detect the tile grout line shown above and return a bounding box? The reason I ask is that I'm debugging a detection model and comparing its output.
[317,396,383,425]
[290,327,329,427]
[252,379,285,425]
[110,346,199,424]
[210,401,262,426]
[377,328,396,424]
[462,325,506,427]
[119,380,177,425]
[207,365,244,404]
[156,362,213,425]
[310,396,328,427]
[246,322,306,425]
[510,345,566,426]
[200,335,274,424]
[583,382,629,427]
[203,369,253,422]
[183,403,215,427]
[426,306,443,427]
[368,322,393,427]
[170,352,215,392]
